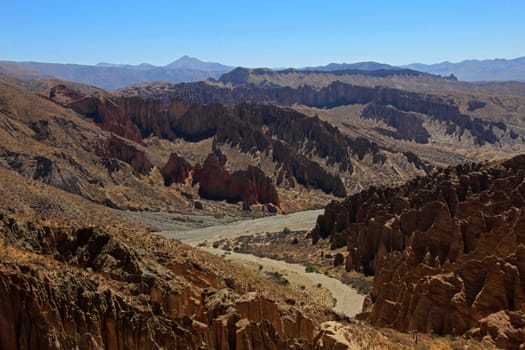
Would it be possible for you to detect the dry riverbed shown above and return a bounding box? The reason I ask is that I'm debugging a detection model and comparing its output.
[128,209,366,317]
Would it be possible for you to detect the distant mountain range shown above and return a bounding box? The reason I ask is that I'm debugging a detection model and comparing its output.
[305,57,525,82]
[402,57,525,82]
[1,56,524,90]
[301,61,400,72]
[0,56,234,90]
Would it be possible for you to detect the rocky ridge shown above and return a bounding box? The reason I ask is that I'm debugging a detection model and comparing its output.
[161,150,280,209]
[0,211,320,349]
[52,84,428,197]
[0,80,290,214]
[118,80,524,149]
[311,155,525,348]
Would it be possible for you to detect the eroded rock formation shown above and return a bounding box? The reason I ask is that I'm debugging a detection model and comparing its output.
[312,155,525,348]
[68,93,143,144]
[161,151,280,208]
[118,80,512,145]
[96,134,153,175]
[0,214,315,349]
[160,152,192,186]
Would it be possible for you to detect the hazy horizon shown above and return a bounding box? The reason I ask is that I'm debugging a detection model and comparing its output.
[2,54,525,70]
[2,0,524,68]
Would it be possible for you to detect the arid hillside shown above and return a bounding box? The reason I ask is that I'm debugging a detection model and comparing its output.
[118,69,525,170]
[311,155,525,349]
[0,77,435,216]
[0,161,324,349]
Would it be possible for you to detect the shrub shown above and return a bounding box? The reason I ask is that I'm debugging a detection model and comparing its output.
[305,265,317,273]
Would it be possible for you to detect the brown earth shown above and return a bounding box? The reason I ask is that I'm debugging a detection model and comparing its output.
[0,162,498,349]
[0,163,322,349]
[311,155,525,349]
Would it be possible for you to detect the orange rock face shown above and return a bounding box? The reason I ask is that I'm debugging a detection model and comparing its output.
[68,93,144,144]
[195,154,280,207]
[0,215,315,349]
[160,152,192,186]
[312,155,525,348]
[162,151,280,208]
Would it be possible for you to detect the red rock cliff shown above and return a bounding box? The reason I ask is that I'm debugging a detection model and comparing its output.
[312,155,525,348]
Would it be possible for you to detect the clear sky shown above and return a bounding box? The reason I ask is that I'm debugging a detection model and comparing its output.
[2,0,524,67]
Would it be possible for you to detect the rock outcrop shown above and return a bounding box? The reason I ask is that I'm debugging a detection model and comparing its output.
[68,93,143,144]
[118,97,425,196]
[0,214,315,349]
[118,80,513,146]
[49,84,86,104]
[362,102,431,143]
[161,151,281,208]
[196,158,280,207]
[96,134,153,175]
[312,155,525,348]
[160,152,192,186]
[52,81,433,197]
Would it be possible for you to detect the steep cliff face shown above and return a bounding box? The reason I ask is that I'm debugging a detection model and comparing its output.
[0,214,316,349]
[362,102,431,143]
[374,87,503,145]
[195,154,280,207]
[118,80,521,147]
[160,152,192,186]
[119,96,427,196]
[311,155,525,348]
[68,93,143,144]
[42,78,438,198]
[96,134,153,175]
[161,151,280,208]
[65,92,359,198]
[118,80,377,107]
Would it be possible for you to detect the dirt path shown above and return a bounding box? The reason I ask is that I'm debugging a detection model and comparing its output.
[160,209,324,243]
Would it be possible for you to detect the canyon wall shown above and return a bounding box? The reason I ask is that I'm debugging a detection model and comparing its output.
[311,155,525,348]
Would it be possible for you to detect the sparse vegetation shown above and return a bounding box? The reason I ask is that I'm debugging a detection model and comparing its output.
[282,226,291,235]
[305,265,317,273]
[265,271,289,285]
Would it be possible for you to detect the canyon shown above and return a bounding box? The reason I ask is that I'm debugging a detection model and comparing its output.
[1,60,525,349]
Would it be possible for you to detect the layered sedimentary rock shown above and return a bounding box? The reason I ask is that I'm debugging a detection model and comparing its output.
[361,102,431,143]
[53,79,433,197]
[312,155,525,348]
[68,93,143,144]
[161,151,280,207]
[119,80,514,146]
[96,134,153,175]
[0,214,315,349]
[66,92,358,197]
[195,155,280,207]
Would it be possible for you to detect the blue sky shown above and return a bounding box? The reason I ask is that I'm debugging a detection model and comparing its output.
[2,0,524,67]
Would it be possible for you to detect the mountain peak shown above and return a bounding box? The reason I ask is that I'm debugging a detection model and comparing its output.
[165,56,232,72]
